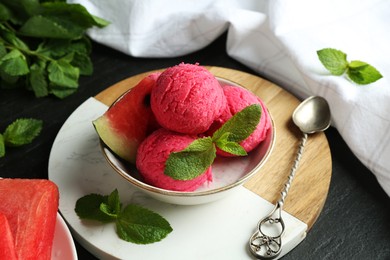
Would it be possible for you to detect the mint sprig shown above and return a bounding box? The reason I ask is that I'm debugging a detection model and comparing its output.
[0,118,43,157]
[164,104,261,181]
[317,48,382,85]
[75,189,173,244]
[0,1,109,98]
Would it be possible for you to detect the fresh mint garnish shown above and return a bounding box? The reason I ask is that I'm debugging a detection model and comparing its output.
[0,1,109,98]
[164,104,261,180]
[75,189,173,244]
[165,137,216,180]
[212,104,261,147]
[213,132,247,156]
[317,48,382,84]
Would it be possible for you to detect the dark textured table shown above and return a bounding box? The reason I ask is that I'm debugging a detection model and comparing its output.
[1,33,389,259]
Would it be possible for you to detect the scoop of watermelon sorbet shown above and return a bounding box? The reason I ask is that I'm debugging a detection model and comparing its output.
[210,85,271,157]
[151,63,226,134]
[136,128,213,192]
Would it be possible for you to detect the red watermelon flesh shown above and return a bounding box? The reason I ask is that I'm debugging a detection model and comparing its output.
[93,72,161,164]
[0,179,59,260]
[0,213,17,260]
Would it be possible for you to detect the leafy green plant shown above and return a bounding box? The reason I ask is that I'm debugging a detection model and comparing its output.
[0,0,109,98]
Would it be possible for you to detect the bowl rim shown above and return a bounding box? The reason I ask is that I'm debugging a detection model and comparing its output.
[100,76,276,198]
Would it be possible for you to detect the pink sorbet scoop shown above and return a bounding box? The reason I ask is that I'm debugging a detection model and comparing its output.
[136,128,213,192]
[210,85,271,156]
[151,63,226,134]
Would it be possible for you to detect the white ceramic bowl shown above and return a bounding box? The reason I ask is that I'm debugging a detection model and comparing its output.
[101,78,275,205]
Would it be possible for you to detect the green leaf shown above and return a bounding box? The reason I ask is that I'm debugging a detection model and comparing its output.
[212,104,261,143]
[36,39,72,58]
[3,118,42,147]
[20,0,41,17]
[19,14,85,39]
[99,189,121,217]
[49,86,78,99]
[29,60,48,97]
[0,49,29,76]
[116,204,173,244]
[91,14,110,28]
[317,48,348,76]
[347,60,383,85]
[165,137,216,180]
[214,132,247,156]
[0,28,30,51]
[71,52,93,75]
[0,46,20,85]
[41,2,109,28]
[75,193,116,223]
[47,57,79,88]
[0,134,5,157]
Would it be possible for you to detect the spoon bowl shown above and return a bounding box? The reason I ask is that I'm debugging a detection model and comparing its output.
[292,96,331,134]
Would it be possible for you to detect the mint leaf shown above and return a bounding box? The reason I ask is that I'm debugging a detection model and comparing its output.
[3,118,43,147]
[317,48,348,76]
[19,2,110,39]
[41,2,109,28]
[0,134,5,158]
[48,57,79,87]
[29,61,49,97]
[165,137,216,180]
[75,193,116,223]
[99,189,121,218]
[116,204,173,244]
[214,132,247,156]
[20,14,85,39]
[0,49,29,76]
[347,60,383,85]
[1,28,30,51]
[71,52,93,75]
[213,104,261,143]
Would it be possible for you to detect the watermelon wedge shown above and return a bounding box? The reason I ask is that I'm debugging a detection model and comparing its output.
[0,213,17,260]
[93,72,161,164]
[0,178,59,260]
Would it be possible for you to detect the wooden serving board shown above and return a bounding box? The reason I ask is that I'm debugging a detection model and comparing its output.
[95,66,332,230]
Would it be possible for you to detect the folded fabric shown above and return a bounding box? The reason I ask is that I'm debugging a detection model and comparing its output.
[69,0,390,197]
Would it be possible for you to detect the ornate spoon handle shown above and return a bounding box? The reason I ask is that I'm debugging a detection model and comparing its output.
[249,133,308,259]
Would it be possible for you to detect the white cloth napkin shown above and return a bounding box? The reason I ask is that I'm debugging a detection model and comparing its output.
[68,0,390,197]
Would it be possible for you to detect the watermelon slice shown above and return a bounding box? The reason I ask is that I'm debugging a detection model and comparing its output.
[0,213,17,260]
[93,72,161,164]
[0,178,59,260]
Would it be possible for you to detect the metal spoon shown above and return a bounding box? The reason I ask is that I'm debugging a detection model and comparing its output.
[249,96,331,259]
